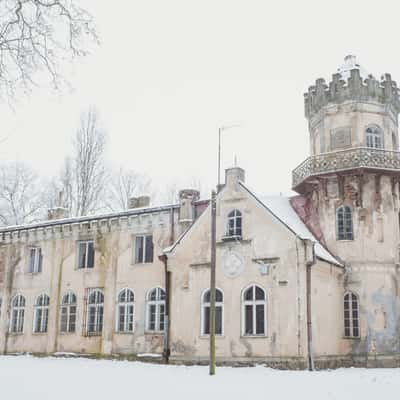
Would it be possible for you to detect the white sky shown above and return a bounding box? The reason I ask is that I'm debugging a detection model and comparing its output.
[2,0,400,199]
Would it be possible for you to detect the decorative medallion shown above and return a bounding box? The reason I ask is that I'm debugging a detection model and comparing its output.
[222,251,244,278]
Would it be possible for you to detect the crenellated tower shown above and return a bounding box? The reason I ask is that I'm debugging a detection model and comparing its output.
[293,56,400,359]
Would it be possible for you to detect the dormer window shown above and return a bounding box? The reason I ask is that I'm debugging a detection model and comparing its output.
[366,125,383,149]
[227,209,242,238]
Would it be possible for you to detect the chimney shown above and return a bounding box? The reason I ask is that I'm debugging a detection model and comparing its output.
[128,195,150,209]
[48,207,68,220]
[48,191,69,220]
[225,166,245,187]
[178,189,200,232]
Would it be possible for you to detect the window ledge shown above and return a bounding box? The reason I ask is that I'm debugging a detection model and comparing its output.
[199,335,225,339]
[221,235,242,242]
[32,332,48,335]
[343,336,361,340]
[240,335,268,339]
[115,331,135,335]
[8,332,23,336]
[131,262,154,266]
[144,331,164,336]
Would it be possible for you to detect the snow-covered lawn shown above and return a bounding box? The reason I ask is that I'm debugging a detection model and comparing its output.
[1,355,400,400]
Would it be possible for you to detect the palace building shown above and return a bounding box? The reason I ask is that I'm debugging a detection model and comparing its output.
[1,56,400,368]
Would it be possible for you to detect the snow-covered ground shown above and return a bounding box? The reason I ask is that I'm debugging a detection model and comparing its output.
[1,355,400,400]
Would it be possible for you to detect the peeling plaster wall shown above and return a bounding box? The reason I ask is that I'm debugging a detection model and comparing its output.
[308,170,400,359]
[167,177,314,363]
[0,209,180,356]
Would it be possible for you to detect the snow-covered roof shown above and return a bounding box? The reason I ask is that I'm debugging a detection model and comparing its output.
[164,181,342,267]
[247,189,342,267]
[0,203,179,234]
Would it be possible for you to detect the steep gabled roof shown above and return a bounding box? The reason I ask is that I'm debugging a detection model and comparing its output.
[164,182,343,267]
[240,183,343,267]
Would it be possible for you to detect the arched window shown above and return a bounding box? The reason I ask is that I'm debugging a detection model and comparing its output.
[10,295,25,333]
[337,205,353,240]
[33,294,49,333]
[117,288,135,333]
[242,285,266,336]
[201,288,223,335]
[344,292,360,338]
[146,288,165,332]
[227,209,242,237]
[87,289,104,336]
[366,125,383,149]
[60,292,77,333]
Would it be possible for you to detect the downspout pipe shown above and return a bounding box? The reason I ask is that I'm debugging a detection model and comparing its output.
[304,239,316,371]
[159,206,175,364]
[159,253,170,363]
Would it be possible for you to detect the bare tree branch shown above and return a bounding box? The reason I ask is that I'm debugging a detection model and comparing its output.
[0,0,98,99]
[104,167,152,212]
[0,160,46,225]
[53,107,107,217]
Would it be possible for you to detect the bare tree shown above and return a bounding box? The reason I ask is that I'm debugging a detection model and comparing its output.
[104,167,152,212]
[0,0,98,99]
[0,161,45,225]
[56,108,107,217]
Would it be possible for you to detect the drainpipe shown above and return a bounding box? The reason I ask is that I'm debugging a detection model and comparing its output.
[159,206,175,363]
[159,254,170,363]
[305,239,316,371]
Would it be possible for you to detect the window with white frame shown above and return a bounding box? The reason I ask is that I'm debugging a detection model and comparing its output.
[344,292,360,338]
[227,209,242,237]
[10,295,25,334]
[243,285,266,336]
[337,205,353,241]
[28,247,42,273]
[146,288,165,332]
[201,288,223,335]
[33,294,49,333]
[86,289,104,336]
[78,240,94,269]
[117,288,135,333]
[135,235,153,263]
[366,125,383,149]
[60,292,77,333]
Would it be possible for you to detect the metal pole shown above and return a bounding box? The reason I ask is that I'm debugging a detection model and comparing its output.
[217,128,221,193]
[209,189,217,375]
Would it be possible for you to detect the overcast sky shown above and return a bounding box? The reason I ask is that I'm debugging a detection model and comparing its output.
[2,0,400,200]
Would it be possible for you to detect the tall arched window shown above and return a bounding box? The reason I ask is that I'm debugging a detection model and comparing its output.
[344,292,360,338]
[33,294,49,333]
[227,209,242,237]
[366,125,383,149]
[146,287,165,332]
[117,288,135,333]
[10,295,25,334]
[242,285,266,336]
[337,205,353,240]
[87,289,104,336]
[60,292,77,333]
[201,288,223,335]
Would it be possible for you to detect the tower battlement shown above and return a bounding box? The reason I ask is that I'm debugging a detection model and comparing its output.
[304,68,400,119]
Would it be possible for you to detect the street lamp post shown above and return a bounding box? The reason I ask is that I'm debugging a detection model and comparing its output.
[210,124,241,376]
